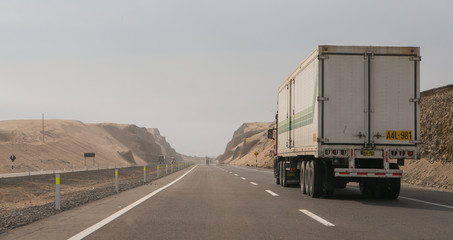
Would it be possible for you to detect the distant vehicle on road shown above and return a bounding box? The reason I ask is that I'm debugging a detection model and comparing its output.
[269,45,421,199]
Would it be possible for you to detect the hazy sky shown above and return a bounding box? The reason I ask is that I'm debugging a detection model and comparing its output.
[1,1,452,156]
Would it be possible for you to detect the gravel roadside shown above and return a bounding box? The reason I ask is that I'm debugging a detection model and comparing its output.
[0,165,189,234]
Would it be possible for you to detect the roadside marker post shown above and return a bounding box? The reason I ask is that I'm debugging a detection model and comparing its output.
[143,166,147,183]
[115,169,119,193]
[55,174,61,210]
[166,165,168,175]
[157,165,160,178]
[171,164,173,173]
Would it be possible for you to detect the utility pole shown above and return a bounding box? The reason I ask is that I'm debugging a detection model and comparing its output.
[42,113,45,143]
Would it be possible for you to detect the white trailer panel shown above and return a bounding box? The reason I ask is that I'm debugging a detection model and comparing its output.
[277,45,420,158]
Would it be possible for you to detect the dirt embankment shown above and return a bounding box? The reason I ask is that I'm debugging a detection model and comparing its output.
[217,85,453,192]
[0,120,183,173]
[216,122,275,168]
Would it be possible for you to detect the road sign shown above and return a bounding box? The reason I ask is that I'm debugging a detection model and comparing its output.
[10,154,16,162]
[254,152,259,157]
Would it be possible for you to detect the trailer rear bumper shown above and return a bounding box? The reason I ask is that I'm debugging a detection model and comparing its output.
[335,168,403,178]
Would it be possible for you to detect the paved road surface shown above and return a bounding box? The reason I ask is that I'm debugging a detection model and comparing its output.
[3,164,453,239]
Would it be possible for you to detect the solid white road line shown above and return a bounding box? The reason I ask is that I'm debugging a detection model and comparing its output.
[299,209,335,227]
[265,190,279,196]
[68,165,198,240]
[241,177,246,180]
[250,182,258,186]
[399,196,453,210]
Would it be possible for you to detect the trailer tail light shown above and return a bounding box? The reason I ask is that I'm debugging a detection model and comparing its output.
[290,168,296,172]
[325,150,330,155]
[332,150,338,156]
[341,150,347,156]
[391,151,397,157]
[407,151,414,157]
[399,151,405,156]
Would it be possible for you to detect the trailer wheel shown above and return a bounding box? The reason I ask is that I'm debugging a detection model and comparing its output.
[279,161,283,186]
[386,178,401,199]
[385,163,401,199]
[300,161,306,194]
[323,163,335,197]
[310,161,322,198]
[305,161,312,196]
[274,157,280,185]
[359,182,367,196]
[281,161,288,187]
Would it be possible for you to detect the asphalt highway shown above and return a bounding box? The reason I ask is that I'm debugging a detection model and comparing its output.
[3,164,453,240]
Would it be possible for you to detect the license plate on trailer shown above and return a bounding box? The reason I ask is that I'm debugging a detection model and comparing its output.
[386,130,413,141]
[361,150,375,156]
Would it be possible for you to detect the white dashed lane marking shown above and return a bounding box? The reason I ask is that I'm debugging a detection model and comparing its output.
[299,209,335,227]
[250,182,258,185]
[265,190,279,196]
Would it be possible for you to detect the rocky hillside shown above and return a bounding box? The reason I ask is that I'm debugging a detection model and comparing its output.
[216,122,275,168]
[0,120,182,173]
[419,84,453,163]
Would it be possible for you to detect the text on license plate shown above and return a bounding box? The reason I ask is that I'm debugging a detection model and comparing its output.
[386,130,412,140]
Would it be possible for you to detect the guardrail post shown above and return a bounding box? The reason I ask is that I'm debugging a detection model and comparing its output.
[55,174,60,210]
[115,169,119,193]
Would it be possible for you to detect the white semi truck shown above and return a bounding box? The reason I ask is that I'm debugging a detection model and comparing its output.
[268,45,421,199]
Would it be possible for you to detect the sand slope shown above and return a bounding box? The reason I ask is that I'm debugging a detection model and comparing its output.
[216,122,275,168]
[0,120,181,173]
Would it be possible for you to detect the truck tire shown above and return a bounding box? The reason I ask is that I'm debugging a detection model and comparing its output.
[323,164,335,197]
[310,160,322,198]
[300,161,306,194]
[359,182,367,196]
[386,178,401,199]
[306,161,312,196]
[274,157,280,185]
[279,161,283,186]
[304,161,310,195]
[385,163,401,199]
[281,161,288,187]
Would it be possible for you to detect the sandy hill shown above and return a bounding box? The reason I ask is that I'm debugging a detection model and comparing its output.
[0,120,182,173]
[216,122,275,168]
[217,85,453,191]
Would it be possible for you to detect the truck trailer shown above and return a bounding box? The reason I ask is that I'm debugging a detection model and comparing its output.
[268,45,421,199]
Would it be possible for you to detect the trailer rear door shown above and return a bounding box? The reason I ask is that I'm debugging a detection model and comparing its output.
[322,54,367,145]
[321,53,419,146]
[370,55,418,146]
